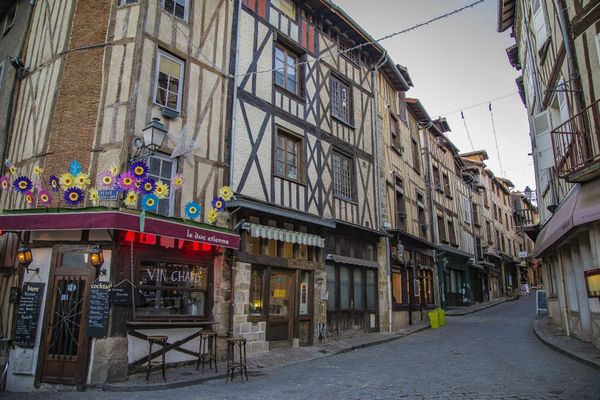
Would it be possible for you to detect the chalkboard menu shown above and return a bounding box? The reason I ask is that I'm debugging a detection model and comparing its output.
[110,281,139,306]
[15,282,45,349]
[86,281,111,337]
[536,289,547,315]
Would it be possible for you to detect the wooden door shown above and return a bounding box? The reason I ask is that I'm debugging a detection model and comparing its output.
[266,270,295,344]
[41,269,94,385]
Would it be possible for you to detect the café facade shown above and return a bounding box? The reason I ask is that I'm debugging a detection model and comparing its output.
[0,208,240,390]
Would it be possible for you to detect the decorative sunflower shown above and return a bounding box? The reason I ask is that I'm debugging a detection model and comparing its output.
[97,171,116,189]
[117,171,136,191]
[141,194,159,212]
[33,166,44,177]
[110,163,120,176]
[0,176,10,190]
[219,186,234,201]
[8,164,16,176]
[75,172,91,189]
[184,201,202,220]
[89,188,100,206]
[123,190,138,207]
[207,208,219,224]
[130,161,149,179]
[140,178,156,195]
[23,191,35,207]
[59,172,75,190]
[38,190,52,207]
[48,175,60,192]
[13,176,33,193]
[64,187,85,206]
[211,196,225,212]
[154,180,169,199]
[173,174,184,190]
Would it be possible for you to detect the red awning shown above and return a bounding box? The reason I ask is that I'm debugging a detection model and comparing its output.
[0,209,240,250]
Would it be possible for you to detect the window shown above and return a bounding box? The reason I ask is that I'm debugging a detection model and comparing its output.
[443,173,451,196]
[275,129,301,180]
[249,267,265,316]
[333,151,353,200]
[392,267,407,306]
[3,3,16,35]
[331,76,352,125]
[328,265,377,312]
[447,219,456,245]
[417,192,427,239]
[271,0,296,20]
[476,237,482,259]
[242,0,267,18]
[326,265,337,311]
[118,0,138,5]
[137,261,208,317]
[274,45,301,95]
[390,114,400,149]
[486,221,493,244]
[483,190,489,208]
[147,155,177,216]
[398,91,408,125]
[161,0,188,20]
[437,215,446,243]
[433,165,440,190]
[422,270,434,305]
[366,269,376,310]
[154,50,184,112]
[412,139,421,173]
[395,177,406,230]
[596,33,600,67]
[472,202,479,225]
[532,0,548,50]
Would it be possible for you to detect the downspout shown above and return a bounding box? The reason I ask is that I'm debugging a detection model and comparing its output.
[557,252,571,336]
[371,51,390,332]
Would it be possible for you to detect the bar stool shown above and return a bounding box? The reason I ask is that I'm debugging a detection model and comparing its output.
[145,335,168,382]
[196,330,218,373]
[226,337,248,383]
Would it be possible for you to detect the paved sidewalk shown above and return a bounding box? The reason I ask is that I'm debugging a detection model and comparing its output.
[445,296,510,316]
[533,316,600,371]
[103,321,430,392]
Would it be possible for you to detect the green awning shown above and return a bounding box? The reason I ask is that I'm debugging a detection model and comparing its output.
[243,223,325,248]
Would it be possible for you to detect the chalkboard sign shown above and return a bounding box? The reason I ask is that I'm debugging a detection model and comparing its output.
[15,282,45,349]
[110,281,139,306]
[86,281,111,337]
[536,289,547,315]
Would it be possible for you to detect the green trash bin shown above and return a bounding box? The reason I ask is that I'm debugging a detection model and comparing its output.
[428,310,439,329]
[437,309,446,327]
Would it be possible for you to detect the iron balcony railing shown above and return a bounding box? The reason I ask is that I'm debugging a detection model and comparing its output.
[514,209,536,228]
[552,99,600,181]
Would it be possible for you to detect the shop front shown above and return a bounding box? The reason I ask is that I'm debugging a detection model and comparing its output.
[0,208,239,391]
[438,245,472,307]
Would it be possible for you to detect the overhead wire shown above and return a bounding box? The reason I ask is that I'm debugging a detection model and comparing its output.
[460,110,475,152]
[489,102,506,178]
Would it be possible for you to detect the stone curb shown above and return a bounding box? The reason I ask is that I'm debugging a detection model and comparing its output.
[445,298,510,316]
[101,324,431,392]
[532,318,600,371]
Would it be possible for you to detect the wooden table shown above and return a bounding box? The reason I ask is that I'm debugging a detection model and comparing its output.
[126,321,218,371]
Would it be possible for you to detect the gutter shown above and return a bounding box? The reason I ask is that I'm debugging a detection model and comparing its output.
[227,0,242,187]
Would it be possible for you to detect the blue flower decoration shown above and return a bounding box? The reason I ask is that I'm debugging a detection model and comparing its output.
[64,187,85,206]
[141,194,158,212]
[48,175,60,192]
[140,178,156,194]
[211,197,225,212]
[184,201,202,220]
[70,160,82,176]
[12,176,32,193]
[130,161,149,179]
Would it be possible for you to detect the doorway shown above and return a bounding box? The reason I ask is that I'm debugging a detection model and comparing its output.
[266,269,295,345]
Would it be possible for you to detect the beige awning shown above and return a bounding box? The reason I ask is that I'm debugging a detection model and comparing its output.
[243,223,325,248]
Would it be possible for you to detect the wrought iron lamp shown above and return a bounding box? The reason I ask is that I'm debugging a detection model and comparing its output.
[89,246,106,276]
[17,246,38,273]
[131,118,168,163]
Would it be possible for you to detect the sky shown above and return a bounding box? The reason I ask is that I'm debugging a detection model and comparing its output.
[335,0,536,192]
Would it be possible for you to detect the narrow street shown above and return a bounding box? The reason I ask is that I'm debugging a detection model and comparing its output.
[6,295,600,399]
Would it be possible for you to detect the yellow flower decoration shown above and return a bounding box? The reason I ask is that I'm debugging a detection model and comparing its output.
[89,188,99,206]
[75,172,91,189]
[207,208,219,224]
[111,163,120,176]
[59,172,75,189]
[33,166,44,177]
[154,180,169,199]
[123,190,138,207]
[219,186,234,201]
[8,165,16,175]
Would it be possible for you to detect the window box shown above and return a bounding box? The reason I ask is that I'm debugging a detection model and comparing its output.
[161,106,179,119]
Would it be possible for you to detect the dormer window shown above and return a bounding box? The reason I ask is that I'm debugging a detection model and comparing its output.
[272,0,296,20]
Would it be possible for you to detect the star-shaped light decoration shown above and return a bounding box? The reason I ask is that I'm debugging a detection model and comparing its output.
[168,125,202,166]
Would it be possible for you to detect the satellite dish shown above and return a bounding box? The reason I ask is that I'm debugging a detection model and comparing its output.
[133,137,144,149]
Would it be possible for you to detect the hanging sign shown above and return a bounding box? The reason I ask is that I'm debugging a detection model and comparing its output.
[110,281,139,306]
[15,282,45,349]
[86,281,111,337]
[98,189,118,200]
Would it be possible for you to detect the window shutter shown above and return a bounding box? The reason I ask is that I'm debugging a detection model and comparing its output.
[533,0,548,50]
[557,81,569,124]
[533,110,553,169]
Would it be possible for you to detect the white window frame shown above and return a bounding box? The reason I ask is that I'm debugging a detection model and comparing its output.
[3,3,17,35]
[161,0,189,22]
[532,0,548,50]
[147,154,178,217]
[0,59,5,89]
[117,0,139,6]
[153,49,185,113]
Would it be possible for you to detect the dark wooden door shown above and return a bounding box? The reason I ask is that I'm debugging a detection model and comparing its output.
[41,270,94,385]
[266,270,295,344]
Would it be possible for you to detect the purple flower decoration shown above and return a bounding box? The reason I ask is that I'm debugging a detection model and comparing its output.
[97,171,116,189]
[116,171,136,191]
[13,176,33,194]
[130,161,149,179]
[38,190,52,207]
[48,175,60,192]
[140,178,156,195]
[64,187,85,206]
[0,175,10,191]
[23,191,35,207]
[211,196,225,212]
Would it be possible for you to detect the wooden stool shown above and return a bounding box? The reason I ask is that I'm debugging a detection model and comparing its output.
[196,330,218,373]
[145,335,168,382]
[226,338,248,383]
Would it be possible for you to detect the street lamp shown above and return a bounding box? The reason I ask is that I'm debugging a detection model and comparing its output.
[17,246,39,273]
[89,246,106,276]
[142,118,168,151]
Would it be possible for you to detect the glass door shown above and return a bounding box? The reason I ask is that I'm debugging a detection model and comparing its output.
[266,270,294,343]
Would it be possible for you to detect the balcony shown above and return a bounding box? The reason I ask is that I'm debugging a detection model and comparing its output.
[552,99,600,182]
[514,209,536,228]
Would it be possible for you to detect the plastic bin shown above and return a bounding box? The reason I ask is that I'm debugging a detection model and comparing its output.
[428,311,439,329]
[437,309,446,327]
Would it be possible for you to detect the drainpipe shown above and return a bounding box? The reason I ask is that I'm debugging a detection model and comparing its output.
[557,252,571,336]
[371,51,391,332]
[227,0,242,187]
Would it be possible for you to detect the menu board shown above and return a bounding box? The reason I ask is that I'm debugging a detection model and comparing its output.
[86,281,111,337]
[110,281,139,306]
[14,282,45,349]
[536,289,547,315]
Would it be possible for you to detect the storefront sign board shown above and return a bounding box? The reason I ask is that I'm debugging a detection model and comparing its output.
[86,281,111,337]
[15,282,45,349]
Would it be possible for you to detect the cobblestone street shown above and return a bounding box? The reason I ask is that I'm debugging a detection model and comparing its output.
[5,294,600,399]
